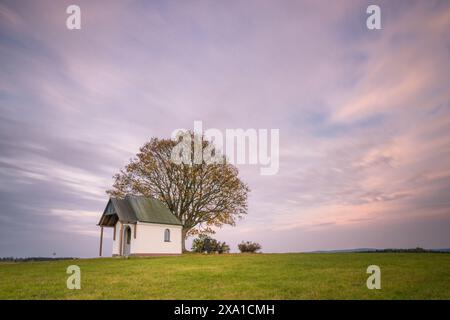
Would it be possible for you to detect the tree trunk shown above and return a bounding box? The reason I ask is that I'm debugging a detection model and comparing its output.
[181,228,189,252]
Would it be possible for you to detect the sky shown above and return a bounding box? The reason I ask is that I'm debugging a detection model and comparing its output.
[1,0,450,257]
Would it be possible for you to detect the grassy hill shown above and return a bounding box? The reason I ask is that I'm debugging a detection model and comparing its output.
[1,253,450,299]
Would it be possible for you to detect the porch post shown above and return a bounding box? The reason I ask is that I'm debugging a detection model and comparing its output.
[99,226,104,257]
[119,224,124,256]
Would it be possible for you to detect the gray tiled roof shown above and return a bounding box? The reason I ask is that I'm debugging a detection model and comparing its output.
[98,195,182,226]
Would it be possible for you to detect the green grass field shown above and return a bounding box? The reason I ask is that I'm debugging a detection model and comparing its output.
[1,253,449,299]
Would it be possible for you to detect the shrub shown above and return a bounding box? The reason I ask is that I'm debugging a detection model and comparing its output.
[191,234,211,253]
[216,242,230,254]
[191,235,230,254]
[238,241,262,253]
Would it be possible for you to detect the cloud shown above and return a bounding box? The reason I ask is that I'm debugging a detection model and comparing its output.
[1,0,450,256]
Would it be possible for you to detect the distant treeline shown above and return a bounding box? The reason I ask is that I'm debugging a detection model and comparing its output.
[0,257,76,262]
[311,247,450,254]
[371,248,450,253]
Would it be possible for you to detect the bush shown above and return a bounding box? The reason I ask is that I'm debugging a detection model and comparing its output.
[191,234,230,254]
[238,241,261,253]
[191,234,213,253]
[216,242,230,254]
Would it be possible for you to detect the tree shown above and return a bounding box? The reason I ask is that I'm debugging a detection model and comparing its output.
[107,133,249,252]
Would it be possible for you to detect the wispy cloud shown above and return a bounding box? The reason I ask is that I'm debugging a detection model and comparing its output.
[1,0,450,256]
